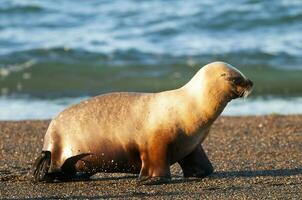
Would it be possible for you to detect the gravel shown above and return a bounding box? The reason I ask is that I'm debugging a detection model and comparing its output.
[0,115,301,199]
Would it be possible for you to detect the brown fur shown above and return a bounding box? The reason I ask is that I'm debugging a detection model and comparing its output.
[36,62,253,182]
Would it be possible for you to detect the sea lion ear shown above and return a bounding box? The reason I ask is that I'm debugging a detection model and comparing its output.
[220,73,226,77]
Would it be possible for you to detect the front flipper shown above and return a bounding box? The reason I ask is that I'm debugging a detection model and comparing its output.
[138,143,171,185]
[178,145,213,178]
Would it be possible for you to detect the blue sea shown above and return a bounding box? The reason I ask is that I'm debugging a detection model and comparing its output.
[0,0,302,120]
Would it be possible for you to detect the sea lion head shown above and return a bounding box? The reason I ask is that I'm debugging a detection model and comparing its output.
[201,62,253,100]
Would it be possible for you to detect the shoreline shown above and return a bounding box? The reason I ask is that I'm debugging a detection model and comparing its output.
[2,96,302,121]
[1,115,301,199]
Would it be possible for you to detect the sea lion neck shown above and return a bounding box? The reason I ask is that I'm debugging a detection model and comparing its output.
[179,70,229,125]
[177,87,227,125]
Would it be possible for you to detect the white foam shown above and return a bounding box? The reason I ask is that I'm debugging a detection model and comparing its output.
[0,96,86,120]
[223,97,302,116]
[0,96,302,120]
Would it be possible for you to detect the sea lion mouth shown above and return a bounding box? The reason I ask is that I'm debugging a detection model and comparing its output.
[231,88,250,99]
[232,79,253,99]
[240,87,253,98]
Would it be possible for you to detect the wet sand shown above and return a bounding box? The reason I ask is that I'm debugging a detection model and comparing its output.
[0,115,301,199]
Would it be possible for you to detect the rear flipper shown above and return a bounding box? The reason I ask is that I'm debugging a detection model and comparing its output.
[32,151,94,182]
[32,151,51,182]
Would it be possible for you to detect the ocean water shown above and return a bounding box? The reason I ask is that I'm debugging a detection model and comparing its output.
[0,0,302,119]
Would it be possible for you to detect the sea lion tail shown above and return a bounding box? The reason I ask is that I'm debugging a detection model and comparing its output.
[32,151,51,182]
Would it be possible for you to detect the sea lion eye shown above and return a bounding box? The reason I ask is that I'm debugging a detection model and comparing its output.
[229,77,242,85]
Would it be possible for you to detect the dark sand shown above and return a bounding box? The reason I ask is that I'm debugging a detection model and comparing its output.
[0,116,301,199]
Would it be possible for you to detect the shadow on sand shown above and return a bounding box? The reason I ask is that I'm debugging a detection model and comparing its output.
[9,168,300,200]
[29,167,302,184]
[211,167,302,178]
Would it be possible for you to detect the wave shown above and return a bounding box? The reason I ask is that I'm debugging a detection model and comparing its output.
[0,1,301,59]
[0,54,302,98]
[1,47,302,69]
[0,3,43,14]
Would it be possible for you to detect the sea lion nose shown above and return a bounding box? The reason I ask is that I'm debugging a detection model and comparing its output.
[246,79,253,87]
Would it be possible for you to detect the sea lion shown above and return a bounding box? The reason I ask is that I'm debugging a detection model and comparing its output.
[32,61,253,183]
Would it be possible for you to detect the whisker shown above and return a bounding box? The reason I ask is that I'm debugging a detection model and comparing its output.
[240,90,245,98]
[243,88,252,99]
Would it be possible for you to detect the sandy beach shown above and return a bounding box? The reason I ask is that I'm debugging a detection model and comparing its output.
[0,115,301,199]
